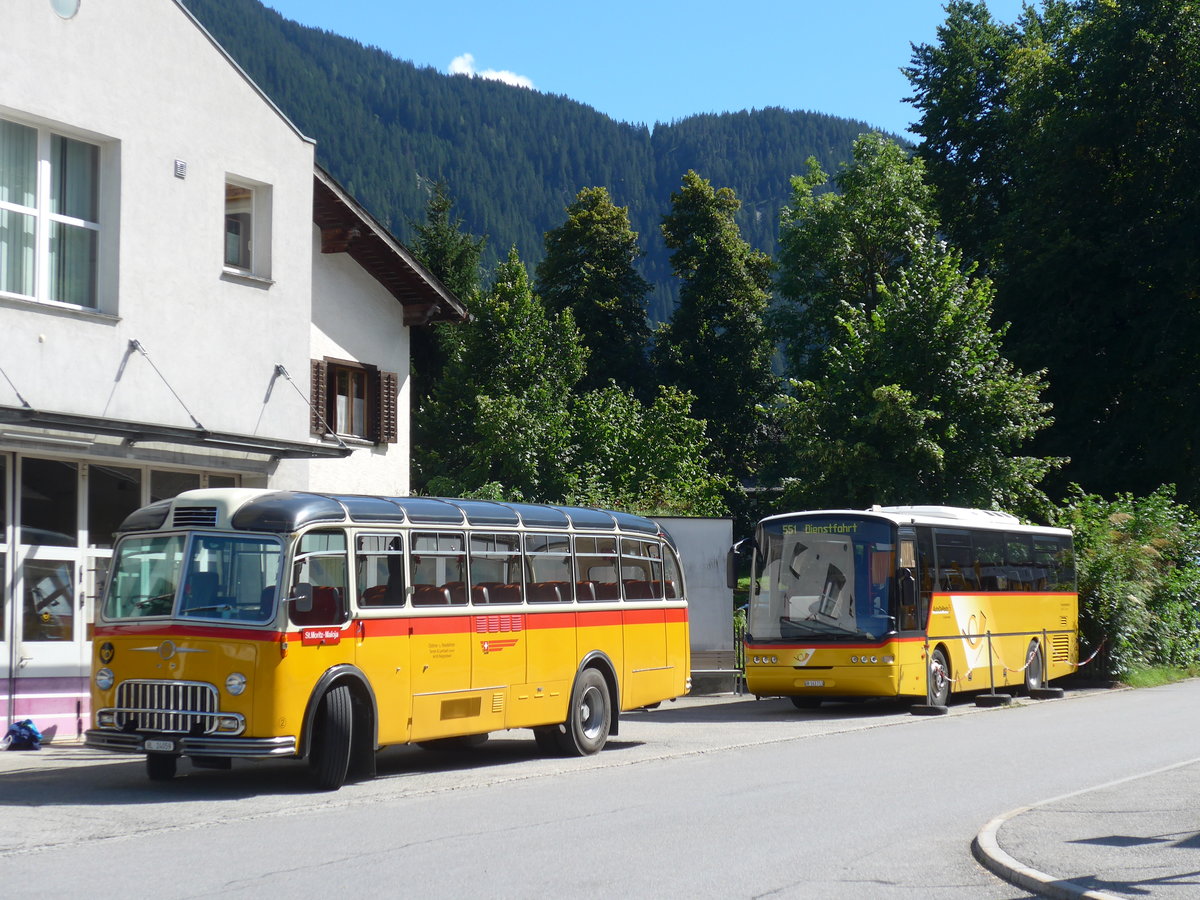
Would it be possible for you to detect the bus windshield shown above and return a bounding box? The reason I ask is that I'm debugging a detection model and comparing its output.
[749,517,897,642]
[104,532,283,623]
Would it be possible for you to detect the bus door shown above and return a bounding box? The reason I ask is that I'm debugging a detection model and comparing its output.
[467,532,527,700]
[620,537,670,708]
[897,529,930,696]
[407,531,476,739]
[290,529,354,680]
[353,533,412,745]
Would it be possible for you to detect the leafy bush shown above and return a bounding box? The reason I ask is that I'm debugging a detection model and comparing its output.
[1054,485,1200,678]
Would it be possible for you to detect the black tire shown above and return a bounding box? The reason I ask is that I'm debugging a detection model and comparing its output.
[146,753,177,782]
[309,684,353,791]
[929,648,951,707]
[790,696,822,710]
[1024,640,1044,693]
[556,668,611,756]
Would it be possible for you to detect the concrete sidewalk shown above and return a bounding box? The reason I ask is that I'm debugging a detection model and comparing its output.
[974,757,1200,899]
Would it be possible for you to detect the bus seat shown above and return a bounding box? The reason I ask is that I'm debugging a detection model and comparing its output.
[184,571,219,613]
[293,585,341,625]
[576,581,597,603]
[444,582,468,605]
[528,582,564,603]
[361,584,388,606]
[594,582,620,602]
[623,580,654,600]
[663,580,678,599]
[490,583,522,604]
[259,585,277,618]
[412,584,450,606]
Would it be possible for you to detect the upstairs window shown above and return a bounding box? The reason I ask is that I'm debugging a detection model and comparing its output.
[223,175,271,279]
[310,358,399,445]
[1,116,101,309]
[224,182,252,269]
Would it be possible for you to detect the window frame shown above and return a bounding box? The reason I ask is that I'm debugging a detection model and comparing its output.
[1,115,108,311]
[310,358,399,445]
[222,174,271,280]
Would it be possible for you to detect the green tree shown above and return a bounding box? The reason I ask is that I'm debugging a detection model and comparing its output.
[775,134,938,380]
[408,180,486,408]
[413,247,584,500]
[1055,485,1200,678]
[536,187,653,396]
[777,233,1062,514]
[655,171,777,480]
[568,384,730,516]
[907,0,1200,504]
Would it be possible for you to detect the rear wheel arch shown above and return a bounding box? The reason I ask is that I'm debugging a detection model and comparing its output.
[577,650,620,737]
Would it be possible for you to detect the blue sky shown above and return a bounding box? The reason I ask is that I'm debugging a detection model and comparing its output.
[262,1,1029,137]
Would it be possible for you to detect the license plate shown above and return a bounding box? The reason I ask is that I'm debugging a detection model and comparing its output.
[804,680,825,687]
[144,739,175,752]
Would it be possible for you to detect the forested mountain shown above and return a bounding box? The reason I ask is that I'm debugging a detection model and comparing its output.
[182,0,882,320]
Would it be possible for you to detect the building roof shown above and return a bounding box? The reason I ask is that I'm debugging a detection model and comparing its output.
[313,167,468,326]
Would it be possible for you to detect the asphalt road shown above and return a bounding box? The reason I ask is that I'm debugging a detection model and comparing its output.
[3,680,1198,899]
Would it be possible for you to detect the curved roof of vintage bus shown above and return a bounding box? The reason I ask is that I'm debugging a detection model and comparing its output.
[118,489,665,537]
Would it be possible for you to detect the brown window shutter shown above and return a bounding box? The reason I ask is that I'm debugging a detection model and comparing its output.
[377,370,399,444]
[310,359,328,435]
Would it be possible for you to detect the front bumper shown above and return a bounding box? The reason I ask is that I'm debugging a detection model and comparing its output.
[85,729,296,758]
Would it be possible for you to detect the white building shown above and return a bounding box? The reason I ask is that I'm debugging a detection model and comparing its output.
[0,0,466,740]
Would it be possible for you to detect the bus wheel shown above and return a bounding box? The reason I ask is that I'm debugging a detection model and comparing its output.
[309,684,353,791]
[790,696,822,710]
[929,648,951,707]
[1024,640,1044,693]
[556,668,611,756]
[146,753,177,782]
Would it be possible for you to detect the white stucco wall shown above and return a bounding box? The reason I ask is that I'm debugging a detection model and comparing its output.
[0,0,421,497]
[271,226,412,495]
[0,0,314,444]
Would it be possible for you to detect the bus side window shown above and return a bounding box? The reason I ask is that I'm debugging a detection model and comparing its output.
[898,537,918,630]
[291,530,348,626]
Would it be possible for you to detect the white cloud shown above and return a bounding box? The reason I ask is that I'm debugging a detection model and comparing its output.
[448,53,534,90]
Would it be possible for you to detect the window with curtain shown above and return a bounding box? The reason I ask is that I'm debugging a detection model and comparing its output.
[0,116,100,308]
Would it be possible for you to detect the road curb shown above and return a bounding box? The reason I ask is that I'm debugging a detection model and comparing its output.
[971,810,1121,900]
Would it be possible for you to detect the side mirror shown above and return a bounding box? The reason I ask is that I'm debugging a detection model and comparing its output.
[727,538,755,590]
[288,582,313,614]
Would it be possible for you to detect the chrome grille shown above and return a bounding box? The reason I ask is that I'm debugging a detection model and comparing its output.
[114,680,219,734]
[172,506,218,527]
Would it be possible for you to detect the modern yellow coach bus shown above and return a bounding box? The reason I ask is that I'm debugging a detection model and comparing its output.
[86,489,690,789]
[736,506,1076,709]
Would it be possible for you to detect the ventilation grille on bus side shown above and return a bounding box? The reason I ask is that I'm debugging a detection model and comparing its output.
[173,507,217,528]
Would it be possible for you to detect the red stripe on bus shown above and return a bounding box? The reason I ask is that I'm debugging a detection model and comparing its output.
[94,623,282,643]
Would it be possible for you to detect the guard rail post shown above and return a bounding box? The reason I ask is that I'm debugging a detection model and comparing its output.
[976,630,1012,707]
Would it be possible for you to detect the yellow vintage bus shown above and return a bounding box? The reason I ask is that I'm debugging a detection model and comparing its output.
[86,489,690,789]
[738,506,1076,709]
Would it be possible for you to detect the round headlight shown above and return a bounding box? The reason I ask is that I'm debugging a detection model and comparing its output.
[851,656,859,664]
[870,656,878,664]
[95,667,114,691]
[225,672,247,696]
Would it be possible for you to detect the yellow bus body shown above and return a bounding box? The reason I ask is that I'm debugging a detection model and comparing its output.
[87,490,690,787]
[745,590,1078,701]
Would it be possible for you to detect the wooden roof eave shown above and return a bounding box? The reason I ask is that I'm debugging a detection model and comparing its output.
[312,168,468,327]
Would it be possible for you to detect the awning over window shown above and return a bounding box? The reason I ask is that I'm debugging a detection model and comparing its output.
[0,405,351,459]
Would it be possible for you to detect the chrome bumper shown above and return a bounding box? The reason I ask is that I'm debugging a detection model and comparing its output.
[85,729,296,758]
